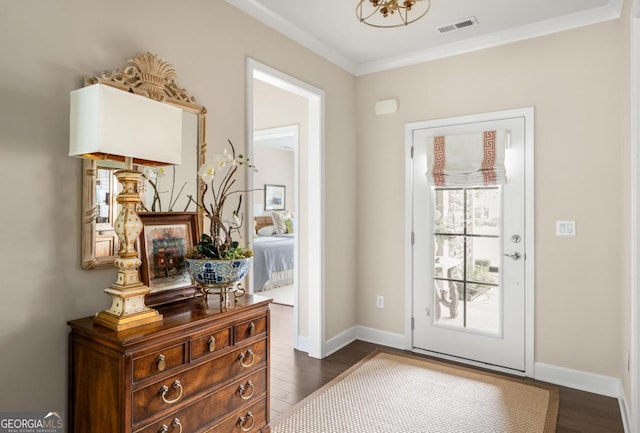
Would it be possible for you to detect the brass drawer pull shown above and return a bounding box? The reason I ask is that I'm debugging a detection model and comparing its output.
[208,336,216,352]
[159,380,183,404]
[238,349,255,368]
[156,354,166,372]
[158,418,182,433]
[248,322,256,335]
[237,412,254,432]
[237,380,255,400]
[171,418,183,433]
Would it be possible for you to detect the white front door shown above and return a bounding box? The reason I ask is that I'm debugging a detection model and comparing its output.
[411,109,533,373]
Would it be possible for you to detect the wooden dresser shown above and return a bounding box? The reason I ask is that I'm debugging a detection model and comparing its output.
[68,295,271,433]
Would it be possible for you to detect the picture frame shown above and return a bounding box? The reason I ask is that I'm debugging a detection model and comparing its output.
[138,212,200,306]
[264,184,286,211]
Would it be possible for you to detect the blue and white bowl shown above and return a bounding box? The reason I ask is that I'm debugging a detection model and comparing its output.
[185,257,252,287]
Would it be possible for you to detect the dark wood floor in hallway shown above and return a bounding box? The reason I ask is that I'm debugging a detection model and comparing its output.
[268,303,625,433]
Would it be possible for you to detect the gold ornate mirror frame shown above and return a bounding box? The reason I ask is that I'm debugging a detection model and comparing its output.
[81,53,206,276]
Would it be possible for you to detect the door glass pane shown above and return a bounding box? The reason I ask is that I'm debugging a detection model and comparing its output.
[434,280,465,327]
[466,284,500,333]
[433,187,500,334]
[469,188,500,237]
[467,237,499,286]
[434,189,466,234]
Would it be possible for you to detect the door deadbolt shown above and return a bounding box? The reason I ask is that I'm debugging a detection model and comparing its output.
[511,235,521,243]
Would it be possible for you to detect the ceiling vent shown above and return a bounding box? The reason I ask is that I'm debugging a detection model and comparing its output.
[438,16,478,34]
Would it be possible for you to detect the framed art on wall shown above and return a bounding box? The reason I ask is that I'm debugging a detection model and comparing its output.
[264,184,286,211]
[138,212,199,304]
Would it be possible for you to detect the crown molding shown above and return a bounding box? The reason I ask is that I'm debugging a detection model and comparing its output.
[357,1,623,75]
[227,0,622,77]
[226,0,357,75]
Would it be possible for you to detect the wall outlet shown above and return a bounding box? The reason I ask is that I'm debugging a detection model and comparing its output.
[376,296,384,309]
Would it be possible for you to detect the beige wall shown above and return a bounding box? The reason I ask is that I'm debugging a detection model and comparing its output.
[0,0,357,412]
[356,15,630,383]
[253,81,304,222]
[253,147,295,216]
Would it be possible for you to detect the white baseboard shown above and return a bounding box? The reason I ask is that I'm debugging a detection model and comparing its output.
[323,325,405,357]
[323,327,357,357]
[535,362,631,432]
[355,325,406,350]
[534,362,621,397]
[618,384,631,433]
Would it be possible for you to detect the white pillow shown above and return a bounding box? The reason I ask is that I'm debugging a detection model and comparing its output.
[257,225,276,236]
[271,210,294,234]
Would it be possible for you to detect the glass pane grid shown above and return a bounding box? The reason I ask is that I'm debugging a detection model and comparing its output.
[433,187,500,334]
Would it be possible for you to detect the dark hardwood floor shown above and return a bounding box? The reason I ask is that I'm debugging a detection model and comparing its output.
[269,303,625,432]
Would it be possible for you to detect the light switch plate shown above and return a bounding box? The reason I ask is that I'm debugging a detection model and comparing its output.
[556,220,576,236]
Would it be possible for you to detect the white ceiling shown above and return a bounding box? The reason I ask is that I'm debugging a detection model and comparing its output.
[226,0,622,76]
[254,125,298,152]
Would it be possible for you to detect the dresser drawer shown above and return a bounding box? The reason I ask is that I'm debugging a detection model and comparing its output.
[234,315,267,343]
[206,398,268,433]
[190,327,232,361]
[135,368,267,433]
[132,339,267,425]
[133,343,186,382]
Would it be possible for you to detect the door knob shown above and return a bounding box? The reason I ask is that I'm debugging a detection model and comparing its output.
[504,252,521,260]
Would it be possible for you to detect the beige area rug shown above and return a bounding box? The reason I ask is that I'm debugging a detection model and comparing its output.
[272,350,559,433]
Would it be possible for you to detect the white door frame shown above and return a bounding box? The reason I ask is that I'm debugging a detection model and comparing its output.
[246,58,326,359]
[630,1,640,430]
[404,107,535,377]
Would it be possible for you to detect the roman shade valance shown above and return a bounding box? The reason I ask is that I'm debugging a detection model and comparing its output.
[426,130,509,187]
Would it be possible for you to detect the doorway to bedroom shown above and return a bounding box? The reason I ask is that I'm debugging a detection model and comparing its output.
[247,59,325,358]
[253,124,298,308]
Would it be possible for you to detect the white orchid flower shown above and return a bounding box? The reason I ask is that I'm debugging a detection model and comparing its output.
[232,214,241,228]
[221,215,242,231]
[198,162,216,183]
[223,149,237,166]
[216,158,227,169]
[143,166,165,179]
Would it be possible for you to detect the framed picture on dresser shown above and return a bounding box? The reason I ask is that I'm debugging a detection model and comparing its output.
[138,212,199,299]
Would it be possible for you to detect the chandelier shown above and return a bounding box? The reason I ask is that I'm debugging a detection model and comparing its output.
[356,0,431,28]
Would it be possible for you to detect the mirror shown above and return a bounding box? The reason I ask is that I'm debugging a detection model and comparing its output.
[81,53,207,279]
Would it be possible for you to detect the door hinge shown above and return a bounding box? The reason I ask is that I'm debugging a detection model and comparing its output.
[411,317,415,330]
[411,232,415,245]
[410,146,414,159]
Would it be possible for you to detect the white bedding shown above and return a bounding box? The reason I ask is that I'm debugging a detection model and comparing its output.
[253,234,294,291]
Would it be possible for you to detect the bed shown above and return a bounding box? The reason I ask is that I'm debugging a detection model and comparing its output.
[253,216,295,292]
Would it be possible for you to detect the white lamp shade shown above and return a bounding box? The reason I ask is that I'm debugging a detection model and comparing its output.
[69,83,182,166]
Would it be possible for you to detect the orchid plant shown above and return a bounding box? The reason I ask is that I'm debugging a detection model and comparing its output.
[186,140,255,260]
[141,166,191,212]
